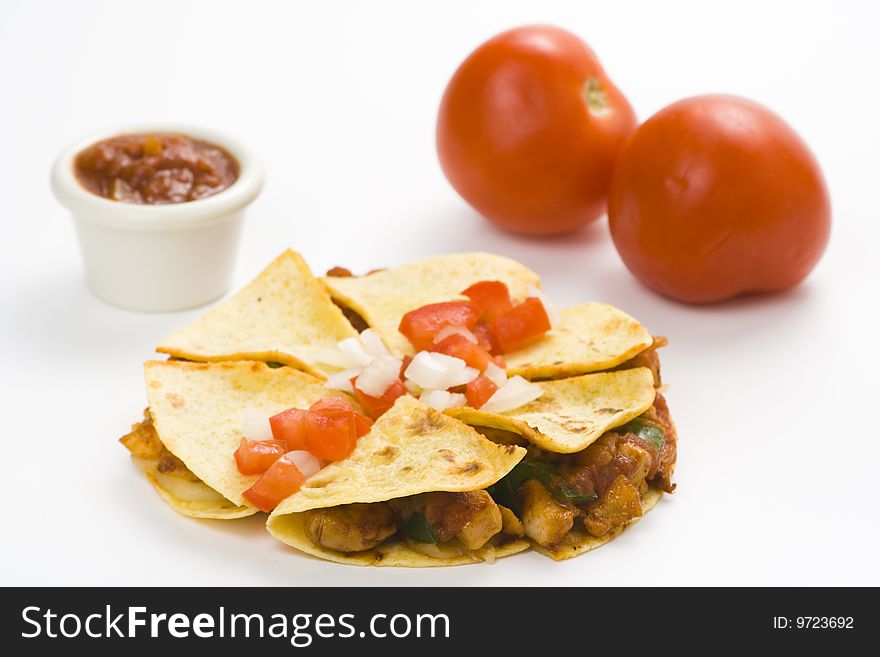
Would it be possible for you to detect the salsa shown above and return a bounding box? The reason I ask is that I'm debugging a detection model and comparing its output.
[74,132,239,204]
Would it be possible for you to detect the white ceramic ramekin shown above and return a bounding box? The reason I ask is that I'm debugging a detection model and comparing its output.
[51,124,264,312]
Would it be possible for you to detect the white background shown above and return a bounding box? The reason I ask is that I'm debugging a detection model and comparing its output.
[2,0,878,586]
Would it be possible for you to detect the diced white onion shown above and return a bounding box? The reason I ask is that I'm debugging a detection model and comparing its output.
[325,367,362,393]
[433,325,478,345]
[359,329,391,358]
[404,351,478,390]
[446,366,480,388]
[528,285,561,328]
[480,375,543,413]
[404,379,422,396]
[484,361,508,388]
[337,337,374,367]
[447,392,467,408]
[420,389,451,411]
[283,450,323,479]
[420,390,469,412]
[240,405,274,441]
[355,354,403,397]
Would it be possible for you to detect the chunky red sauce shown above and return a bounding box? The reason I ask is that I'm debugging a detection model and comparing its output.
[74,133,239,204]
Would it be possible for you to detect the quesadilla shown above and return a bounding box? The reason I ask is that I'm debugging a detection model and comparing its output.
[451,369,677,560]
[156,250,358,378]
[120,360,345,518]
[267,395,530,566]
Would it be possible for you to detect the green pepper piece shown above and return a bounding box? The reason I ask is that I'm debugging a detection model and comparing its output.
[618,417,664,451]
[488,459,560,508]
[404,512,438,544]
[557,483,598,505]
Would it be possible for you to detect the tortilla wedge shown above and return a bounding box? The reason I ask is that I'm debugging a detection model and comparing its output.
[323,252,541,357]
[504,304,653,380]
[132,359,349,518]
[267,395,530,566]
[156,250,358,378]
[447,368,657,453]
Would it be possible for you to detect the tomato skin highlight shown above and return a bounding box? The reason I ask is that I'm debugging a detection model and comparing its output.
[234,438,289,475]
[243,455,304,512]
[434,333,493,371]
[472,321,499,354]
[398,301,480,351]
[437,25,637,235]
[269,408,309,451]
[354,379,408,420]
[608,94,831,304]
[461,280,513,321]
[466,376,499,409]
[305,410,358,461]
[491,297,552,352]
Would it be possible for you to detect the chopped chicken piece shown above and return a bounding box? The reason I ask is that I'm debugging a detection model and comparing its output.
[424,490,498,544]
[458,499,502,550]
[583,475,642,537]
[518,479,575,547]
[119,412,199,480]
[303,503,397,553]
[119,412,162,460]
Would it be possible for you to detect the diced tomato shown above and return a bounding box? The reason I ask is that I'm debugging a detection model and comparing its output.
[269,408,309,451]
[493,354,507,368]
[233,438,288,475]
[472,320,499,353]
[305,409,359,461]
[242,454,304,512]
[434,333,492,370]
[398,301,480,351]
[466,376,499,409]
[491,297,552,352]
[399,355,413,379]
[354,378,408,420]
[310,397,356,414]
[313,395,373,436]
[461,280,513,321]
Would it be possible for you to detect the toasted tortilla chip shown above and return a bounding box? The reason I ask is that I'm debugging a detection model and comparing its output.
[267,395,528,566]
[144,360,345,514]
[447,368,657,454]
[323,252,541,356]
[157,250,358,378]
[533,488,663,560]
[505,303,653,380]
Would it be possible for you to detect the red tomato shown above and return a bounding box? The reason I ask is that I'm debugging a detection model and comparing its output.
[311,396,373,435]
[398,301,480,351]
[466,376,499,409]
[243,455,304,512]
[491,297,552,352]
[233,438,288,475]
[472,321,499,354]
[434,333,492,371]
[609,95,831,303]
[354,379,408,420]
[461,281,513,321]
[305,410,358,461]
[437,25,637,235]
[269,408,309,451]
